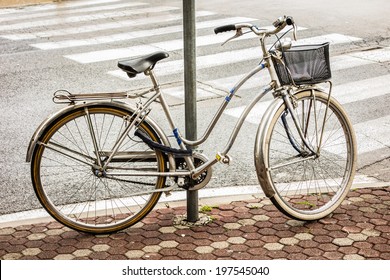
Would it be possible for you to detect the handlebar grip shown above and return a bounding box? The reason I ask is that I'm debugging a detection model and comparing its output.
[214,24,236,34]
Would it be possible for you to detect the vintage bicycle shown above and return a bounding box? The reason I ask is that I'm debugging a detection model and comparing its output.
[26,16,357,234]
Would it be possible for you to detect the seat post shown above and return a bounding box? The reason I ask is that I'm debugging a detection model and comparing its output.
[145,69,160,91]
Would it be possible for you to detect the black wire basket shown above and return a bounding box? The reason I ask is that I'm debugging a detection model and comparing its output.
[272,42,331,86]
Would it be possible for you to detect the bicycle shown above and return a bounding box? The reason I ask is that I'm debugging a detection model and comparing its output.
[26,16,357,234]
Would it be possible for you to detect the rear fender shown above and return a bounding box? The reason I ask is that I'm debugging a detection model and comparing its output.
[26,101,176,171]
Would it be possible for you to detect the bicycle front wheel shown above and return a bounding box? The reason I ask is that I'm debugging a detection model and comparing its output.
[31,104,167,234]
[257,90,357,220]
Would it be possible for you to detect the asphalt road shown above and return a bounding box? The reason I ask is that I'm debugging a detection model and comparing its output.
[0,0,389,215]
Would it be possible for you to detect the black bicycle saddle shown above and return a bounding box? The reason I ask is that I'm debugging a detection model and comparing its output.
[117,51,169,78]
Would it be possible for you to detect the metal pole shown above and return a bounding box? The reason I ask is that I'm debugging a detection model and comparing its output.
[183,0,198,222]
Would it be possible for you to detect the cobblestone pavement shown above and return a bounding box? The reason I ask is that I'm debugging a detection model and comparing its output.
[0,187,389,260]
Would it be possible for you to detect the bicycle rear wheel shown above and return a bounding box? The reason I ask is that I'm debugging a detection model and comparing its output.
[256,90,357,220]
[31,104,166,234]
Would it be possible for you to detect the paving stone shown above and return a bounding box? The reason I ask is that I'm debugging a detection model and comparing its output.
[294,233,314,241]
[287,253,307,260]
[54,254,75,260]
[279,237,299,246]
[92,244,110,252]
[286,220,306,227]
[159,241,179,248]
[158,227,177,234]
[194,246,214,254]
[46,229,65,236]
[347,233,368,242]
[242,232,262,240]
[227,237,246,244]
[343,254,365,260]
[56,246,76,254]
[22,248,41,256]
[302,248,324,257]
[2,253,22,260]
[361,229,381,237]
[338,246,359,255]
[358,248,380,258]
[125,250,145,259]
[211,241,229,249]
[0,228,16,235]
[341,226,362,233]
[27,233,46,241]
[313,235,333,243]
[323,251,344,260]
[353,242,373,250]
[238,219,256,226]
[348,197,364,202]
[142,245,161,253]
[318,243,338,252]
[333,238,354,246]
[72,249,92,257]
[159,248,180,256]
[252,215,270,222]
[0,186,388,261]
[263,243,284,251]
[299,240,319,249]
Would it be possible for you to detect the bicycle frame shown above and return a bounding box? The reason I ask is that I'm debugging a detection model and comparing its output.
[28,19,328,192]
[100,61,271,178]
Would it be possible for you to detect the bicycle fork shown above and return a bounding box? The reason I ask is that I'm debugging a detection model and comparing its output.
[280,90,318,157]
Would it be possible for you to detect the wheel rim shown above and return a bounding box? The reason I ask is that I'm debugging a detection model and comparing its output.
[32,106,165,233]
[267,92,355,218]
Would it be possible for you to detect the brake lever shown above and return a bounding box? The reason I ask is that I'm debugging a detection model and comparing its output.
[221,28,243,46]
[292,23,298,41]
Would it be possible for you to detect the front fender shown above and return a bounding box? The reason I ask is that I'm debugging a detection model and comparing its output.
[254,87,326,197]
[254,96,285,198]
[26,101,175,171]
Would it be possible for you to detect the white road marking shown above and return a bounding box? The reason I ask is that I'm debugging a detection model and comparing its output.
[0,6,179,31]
[34,17,256,50]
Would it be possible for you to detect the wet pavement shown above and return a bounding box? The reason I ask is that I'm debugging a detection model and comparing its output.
[0,186,389,260]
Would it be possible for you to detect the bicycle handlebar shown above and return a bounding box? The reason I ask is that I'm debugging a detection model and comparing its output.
[214,15,296,39]
[214,24,236,34]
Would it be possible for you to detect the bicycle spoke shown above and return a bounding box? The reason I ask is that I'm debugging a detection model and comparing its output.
[33,106,166,233]
[265,91,355,219]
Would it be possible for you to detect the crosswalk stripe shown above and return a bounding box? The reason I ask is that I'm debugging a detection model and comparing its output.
[0,2,149,23]
[60,23,306,60]
[108,33,363,80]
[164,86,219,101]
[354,115,390,154]
[224,74,390,125]
[0,0,121,16]
[63,20,259,62]
[207,47,390,91]
[0,5,179,31]
[294,33,361,45]
[332,74,390,104]
[349,46,390,62]
[32,22,306,50]
[223,74,390,154]
[34,16,256,50]
[1,11,215,41]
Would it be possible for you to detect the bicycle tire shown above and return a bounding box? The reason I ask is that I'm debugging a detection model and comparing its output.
[256,90,357,220]
[31,104,166,234]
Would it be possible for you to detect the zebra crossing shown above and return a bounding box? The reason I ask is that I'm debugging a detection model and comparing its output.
[1,0,389,159]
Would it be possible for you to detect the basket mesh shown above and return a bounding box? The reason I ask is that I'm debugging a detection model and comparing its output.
[272,43,331,86]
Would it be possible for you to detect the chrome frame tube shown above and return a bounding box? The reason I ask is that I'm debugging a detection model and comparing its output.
[221,85,272,155]
[101,90,162,170]
[181,63,267,147]
[106,171,190,177]
[38,141,96,168]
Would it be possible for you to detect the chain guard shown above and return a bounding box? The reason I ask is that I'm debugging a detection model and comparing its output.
[175,153,212,190]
